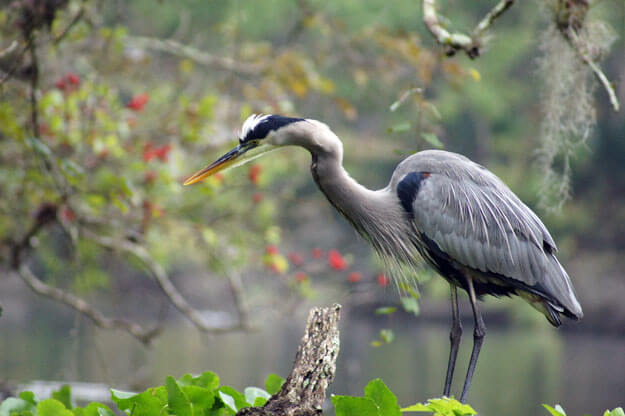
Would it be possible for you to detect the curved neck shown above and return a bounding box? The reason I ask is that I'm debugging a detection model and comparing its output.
[287,120,417,265]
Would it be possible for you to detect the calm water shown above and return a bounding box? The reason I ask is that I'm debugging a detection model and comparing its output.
[1,312,624,415]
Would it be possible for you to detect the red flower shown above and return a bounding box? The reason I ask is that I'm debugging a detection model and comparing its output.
[328,249,346,271]
[248,164,262,185]
[295,272,308,283]
[60,206,75,222]
[265,245,279,255]
[143,142,155,162]
[252,192,263,203]
[312,248,324,259]
[377,273,390,287]
[348,272,362,283]
[126,93,149,112]
[55,79,66,90]
[288,252,304,266]
[66,72,80,86]
[143,142,171,162]
[154,144,171,162]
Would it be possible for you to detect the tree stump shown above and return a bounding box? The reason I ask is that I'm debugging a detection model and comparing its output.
[237,304,341,416]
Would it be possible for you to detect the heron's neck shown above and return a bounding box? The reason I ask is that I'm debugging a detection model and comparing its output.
[301,125,414,263]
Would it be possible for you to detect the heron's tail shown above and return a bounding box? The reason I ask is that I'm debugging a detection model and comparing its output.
[538,254,583,326]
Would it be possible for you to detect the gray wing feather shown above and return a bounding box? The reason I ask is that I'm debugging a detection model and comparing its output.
[391,150,581,316]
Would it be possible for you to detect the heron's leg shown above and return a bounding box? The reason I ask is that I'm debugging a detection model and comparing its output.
[443,284,462,397]
[459,278,486,404]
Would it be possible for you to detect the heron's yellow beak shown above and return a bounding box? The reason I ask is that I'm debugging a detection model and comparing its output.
[183,142,274,185]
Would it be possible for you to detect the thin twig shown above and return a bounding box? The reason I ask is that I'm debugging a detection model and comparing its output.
[0,41,18,59]
[422,0,516,58]
[26,33,39,136]
[16,264,160,344]
[54,4,86,44]
[82,228,251,334]
[566,30,620,112]
[127,36,262,76]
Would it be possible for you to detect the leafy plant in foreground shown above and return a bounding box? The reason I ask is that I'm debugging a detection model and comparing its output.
[1,374,622,416]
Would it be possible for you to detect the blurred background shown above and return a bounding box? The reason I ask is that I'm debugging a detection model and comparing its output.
[0,1,624,415]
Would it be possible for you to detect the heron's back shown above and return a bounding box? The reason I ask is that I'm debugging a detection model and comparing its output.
[390,150,583,326]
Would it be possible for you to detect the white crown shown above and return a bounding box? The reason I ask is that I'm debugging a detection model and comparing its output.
[239,114,271,141]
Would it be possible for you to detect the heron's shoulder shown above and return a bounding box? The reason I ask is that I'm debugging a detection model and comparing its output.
[390,150,490,188]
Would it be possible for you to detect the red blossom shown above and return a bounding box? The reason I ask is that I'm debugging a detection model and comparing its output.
[348,272,362,283]
[248,164,262,185]
[377,273,390,287]
[126,93,149,112]
[252,192,263,203]
[60,206,75,222]
[55,79,66,90]
[143,142,171,162]
[295,272,308,283]
[312,248,324,259]
[288,252,304,266]
[66,72,80,86]
[265,245,279,255]
[154,144,171,162]
[328,249,346,271]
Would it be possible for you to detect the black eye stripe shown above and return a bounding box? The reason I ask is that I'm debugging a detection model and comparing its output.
[241,115,304,143]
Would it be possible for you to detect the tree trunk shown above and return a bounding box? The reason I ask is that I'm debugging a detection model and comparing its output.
[237,304,342,416]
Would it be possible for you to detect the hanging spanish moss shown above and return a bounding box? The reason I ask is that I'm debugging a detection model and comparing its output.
[535,0,617,212]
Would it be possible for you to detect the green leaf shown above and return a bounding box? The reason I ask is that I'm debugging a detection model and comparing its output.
[110,388,165,416]
[18,392,37,406]
[380,329,394,344]
[0,397,36,416]
[166,376,192,416]
[364,379,401,416]
[401,296,420,316]
[388,122,411,133]
[543,404,566,416]
[218,391,238,413]
[402,398,476,415]
[26,137,52,157]
[192,371,220,390]
[375,306,397,315]
[52,385,73,409]
[182,385,215,412]
[332,395,380,416]
[264,373,284,395]
[71,402,114,416]
[244,387,270,407]
[37,399,73,416]
[401,403,430,412]
[421,132,444,148]
[218,387,248,413]
[605,409,625,416]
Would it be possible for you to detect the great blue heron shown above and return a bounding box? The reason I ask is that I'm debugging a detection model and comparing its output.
[184,114,583,402]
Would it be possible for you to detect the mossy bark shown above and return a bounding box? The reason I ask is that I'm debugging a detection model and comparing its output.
[237,304,341,416]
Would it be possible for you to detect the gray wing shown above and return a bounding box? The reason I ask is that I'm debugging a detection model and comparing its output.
[392,150,582,318]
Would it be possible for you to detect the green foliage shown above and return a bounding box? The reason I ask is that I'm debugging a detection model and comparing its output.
[1,374,623,416]
[401,398,476,416]
[543,404,625,416]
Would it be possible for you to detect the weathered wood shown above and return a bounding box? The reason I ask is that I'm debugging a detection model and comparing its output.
[237,304,341,416]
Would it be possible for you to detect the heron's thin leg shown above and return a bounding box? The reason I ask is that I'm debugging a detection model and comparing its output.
[459,278,486,404]
[443,284,462,397]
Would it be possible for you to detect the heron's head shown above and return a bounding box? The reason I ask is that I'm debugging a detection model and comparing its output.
[184,114,305,185]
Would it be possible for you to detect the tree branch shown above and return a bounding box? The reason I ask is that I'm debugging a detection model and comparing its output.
[82,228,251,334]
[422,0,515,59]
[15,263,160,344]
[127,36,262,76]
[237,304,341,416]
[555,1,620,112]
